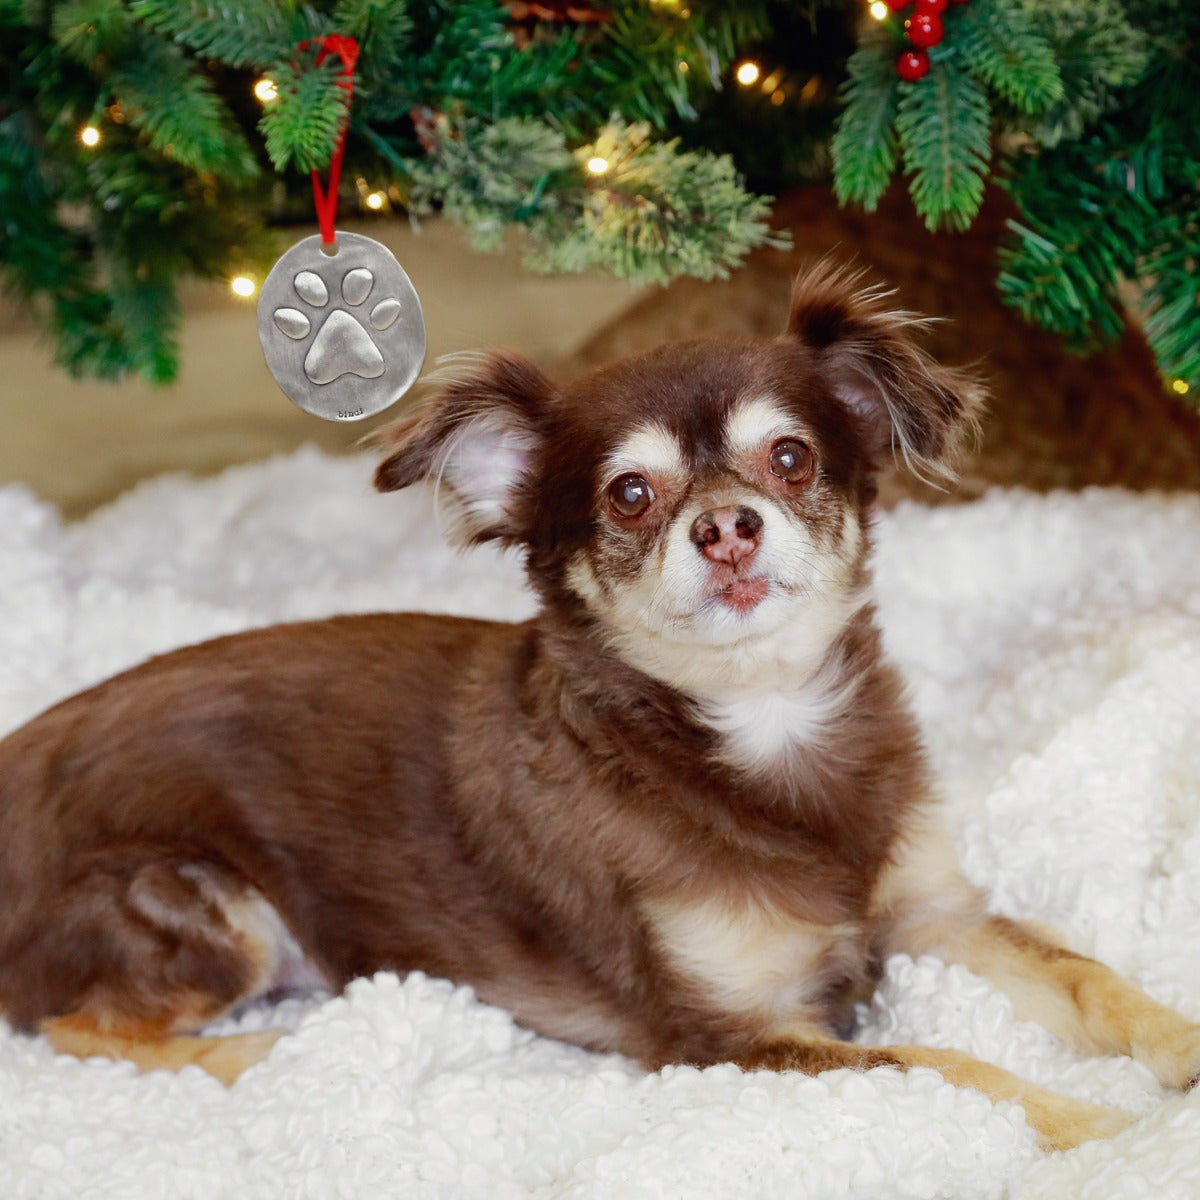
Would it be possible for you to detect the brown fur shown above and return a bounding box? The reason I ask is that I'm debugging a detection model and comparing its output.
[2,262,1197,1153]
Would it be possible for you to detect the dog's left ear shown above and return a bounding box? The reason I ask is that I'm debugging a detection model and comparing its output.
[786,261,985,481]
[373,351,554,546]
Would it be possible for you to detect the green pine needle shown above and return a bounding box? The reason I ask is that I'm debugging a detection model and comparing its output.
[1137,216,1200,389]
[958,0,1063,115]
[1011,0,1150,147]
[259,53,350,173]
[111,38,259,182]
[51,0,133,61]
[407,115,572,251]
[535,121,785,284]
[831,26,902,213]
[897,62,991,233]
[129,0,309,70]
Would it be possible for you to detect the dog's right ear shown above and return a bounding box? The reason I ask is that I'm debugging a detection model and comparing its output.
[373,351,554,547]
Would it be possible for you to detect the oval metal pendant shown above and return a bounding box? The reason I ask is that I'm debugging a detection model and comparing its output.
[257,231,426,422]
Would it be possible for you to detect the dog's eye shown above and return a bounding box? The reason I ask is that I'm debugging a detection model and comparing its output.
[608,474,656,518]
[769,438,814,484]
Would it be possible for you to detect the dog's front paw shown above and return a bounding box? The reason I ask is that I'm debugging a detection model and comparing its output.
[1023,1095,1136,1154]
[1136,1019,1200,1092]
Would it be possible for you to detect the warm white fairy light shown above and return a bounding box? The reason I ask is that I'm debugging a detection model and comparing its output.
[735,61,761,87]
[230,276,256,298]
[1171,378,1191,395]
[79,124,101,148]
[586,155,610,176]
[254,77,278,103]
[365,191,386,210]
[869,1,889,19]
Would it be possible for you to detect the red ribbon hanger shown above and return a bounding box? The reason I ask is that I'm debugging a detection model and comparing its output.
[307,34,360,247]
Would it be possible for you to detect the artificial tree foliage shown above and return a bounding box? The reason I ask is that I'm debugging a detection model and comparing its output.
[1,0,1196,394]
[832,0,1199,394]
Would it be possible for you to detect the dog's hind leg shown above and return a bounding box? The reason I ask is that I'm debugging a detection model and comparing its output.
[1,854,314,1083]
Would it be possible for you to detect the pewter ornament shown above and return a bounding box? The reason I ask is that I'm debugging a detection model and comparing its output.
[257,231,426,421]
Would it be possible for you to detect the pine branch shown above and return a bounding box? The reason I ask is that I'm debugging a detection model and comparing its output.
[105,261,182,383]
[831,24,901,212]
[1012,0,1151,147]
[407,115,571,250]
[129,0,310,69]
[259,51,349,172]
[957,0,1063,115]
[333,0,413,85]
[110,38,260,181]
[51,0,133,61]
[592,1,770,127]
[997,146,1150,346]
[1133,171,1200,390]
[896,61,991,232]
[535,121,785,284]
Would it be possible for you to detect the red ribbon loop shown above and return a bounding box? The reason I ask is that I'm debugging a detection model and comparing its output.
[308,34,359,246]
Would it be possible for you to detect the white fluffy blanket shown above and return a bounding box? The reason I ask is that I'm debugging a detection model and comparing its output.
[3,447,1200,1199]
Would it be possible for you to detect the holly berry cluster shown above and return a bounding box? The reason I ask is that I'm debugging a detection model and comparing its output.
[882,0,969,81]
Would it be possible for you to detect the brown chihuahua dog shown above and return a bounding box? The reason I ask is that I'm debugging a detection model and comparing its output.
[1,263,1196,1151]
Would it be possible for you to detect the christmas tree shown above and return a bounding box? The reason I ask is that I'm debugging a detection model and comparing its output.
[2,0,1196,397]
[830,0,1199,403]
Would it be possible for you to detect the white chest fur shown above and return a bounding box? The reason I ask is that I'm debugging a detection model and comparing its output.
[698,658,860,777]
[646,894,861,1029]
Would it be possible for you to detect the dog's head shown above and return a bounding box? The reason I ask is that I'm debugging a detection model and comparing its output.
[376,262,982,692]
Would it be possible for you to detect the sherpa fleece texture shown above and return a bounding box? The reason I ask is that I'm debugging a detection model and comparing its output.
[2,447,1200,1200]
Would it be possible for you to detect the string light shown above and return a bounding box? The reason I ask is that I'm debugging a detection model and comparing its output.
[1171,378,1191,395]
[586,155,610,176]
[365,190,386,210]
[254,77,278,103]
[79,124,101,148]
[869,1,890,19]
[735,61,761,87]
[229,276,256,298]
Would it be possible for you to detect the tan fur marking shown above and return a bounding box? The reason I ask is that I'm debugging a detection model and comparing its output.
[647,895,860,1030]
[883,1043,1134,1152]
[947,917,1200,1090]
[737,1033,1131,1152]
[871,813,989,951]
[41,1015,282,1085]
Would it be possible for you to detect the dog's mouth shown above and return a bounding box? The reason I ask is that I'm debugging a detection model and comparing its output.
[708,575,771,613]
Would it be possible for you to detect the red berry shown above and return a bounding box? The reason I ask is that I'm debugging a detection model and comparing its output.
[885,0,911,10]
[896,48,930,80]
[906,11,943,46]
[914,0,947,12]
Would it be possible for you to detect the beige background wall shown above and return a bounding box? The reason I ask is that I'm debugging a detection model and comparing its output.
[0,218,645,518]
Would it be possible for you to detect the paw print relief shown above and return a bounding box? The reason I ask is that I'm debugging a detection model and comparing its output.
[257,231,426,421]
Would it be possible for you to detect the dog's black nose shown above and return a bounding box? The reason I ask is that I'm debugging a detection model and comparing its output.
[691,505,763,566]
